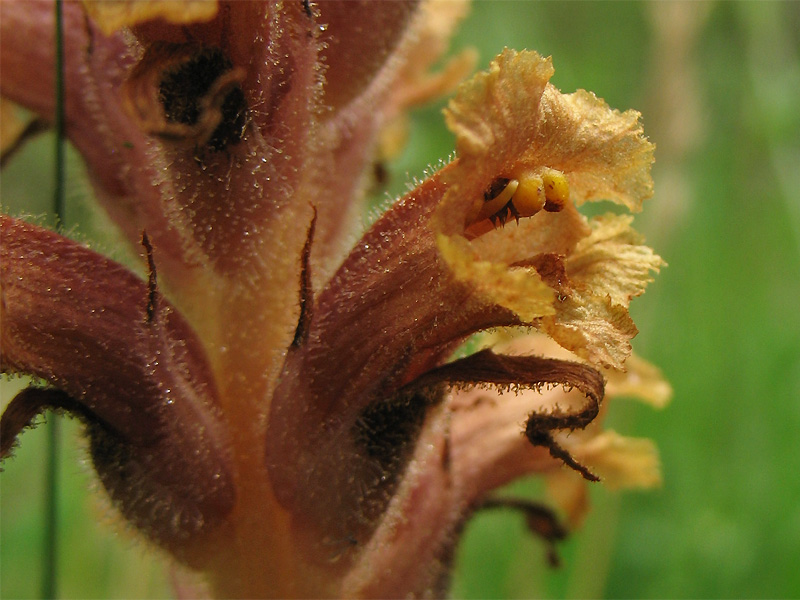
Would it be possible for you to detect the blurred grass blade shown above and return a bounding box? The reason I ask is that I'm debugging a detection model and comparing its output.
[44,0,66,597]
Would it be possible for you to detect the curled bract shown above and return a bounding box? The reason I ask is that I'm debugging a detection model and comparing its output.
[0,216,235,564]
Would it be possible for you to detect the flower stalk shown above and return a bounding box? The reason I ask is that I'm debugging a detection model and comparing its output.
[0,1,670,597]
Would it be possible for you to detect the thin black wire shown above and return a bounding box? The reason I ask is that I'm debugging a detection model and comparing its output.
[44,0,65,597]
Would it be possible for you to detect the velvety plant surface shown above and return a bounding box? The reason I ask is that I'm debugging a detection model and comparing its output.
[2,2,799,599]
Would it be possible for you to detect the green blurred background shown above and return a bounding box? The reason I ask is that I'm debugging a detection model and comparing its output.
[2,1,799,598]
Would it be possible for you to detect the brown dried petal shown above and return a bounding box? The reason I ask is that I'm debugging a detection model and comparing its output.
[476,497,567,567]
[424,349,605,482]
[407,349,603,405]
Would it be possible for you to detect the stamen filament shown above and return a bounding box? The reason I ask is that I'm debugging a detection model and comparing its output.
[476,179,519,221]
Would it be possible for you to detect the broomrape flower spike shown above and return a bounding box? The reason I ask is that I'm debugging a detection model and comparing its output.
[0,1,670,598]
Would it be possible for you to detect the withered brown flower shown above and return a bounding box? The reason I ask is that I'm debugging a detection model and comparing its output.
[0,1,669,597]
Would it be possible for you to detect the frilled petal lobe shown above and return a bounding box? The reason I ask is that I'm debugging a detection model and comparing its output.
[436,232,556,323]
[541,214,666,368]
[82,0,219,35]
[539,88,655,212]
[573,430,663,489]
[606,353,673,408]
[437,49,654,229]
[0,216,234,565]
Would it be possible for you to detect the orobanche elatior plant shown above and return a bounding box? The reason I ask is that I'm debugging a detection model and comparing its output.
[0,1,670,597]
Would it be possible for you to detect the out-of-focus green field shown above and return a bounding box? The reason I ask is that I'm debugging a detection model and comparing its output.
[2,2,799,598]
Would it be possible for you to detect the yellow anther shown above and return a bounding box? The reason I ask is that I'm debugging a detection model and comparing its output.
[468,168,570,237]
[510,174,546,218]
[476,179,519,222]
[542,169,569,212]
